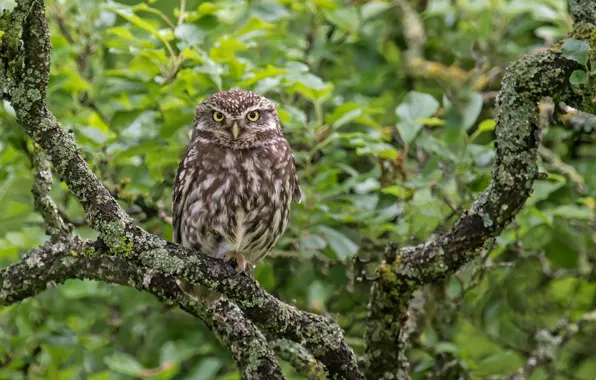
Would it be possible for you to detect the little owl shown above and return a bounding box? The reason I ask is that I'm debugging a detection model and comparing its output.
[172,90,301,302]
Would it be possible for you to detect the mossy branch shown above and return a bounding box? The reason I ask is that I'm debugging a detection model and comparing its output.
[0,237,284,379]
[364,2,596,378]
[271,339,327,380]
[0,1,362,379]
[31,145,71,240]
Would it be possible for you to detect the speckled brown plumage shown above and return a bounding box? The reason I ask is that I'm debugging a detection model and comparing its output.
[172,90,301,301]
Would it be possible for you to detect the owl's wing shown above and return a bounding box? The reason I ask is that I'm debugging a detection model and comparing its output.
[291,153,302,204]
[172,145,198,245]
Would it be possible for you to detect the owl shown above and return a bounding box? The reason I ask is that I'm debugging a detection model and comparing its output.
[172,90,302,302]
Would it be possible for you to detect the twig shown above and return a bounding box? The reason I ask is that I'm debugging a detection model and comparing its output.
[559,102,596,135]
[271,339,327,380]
[31,145,70,240]
[538,145,587,194]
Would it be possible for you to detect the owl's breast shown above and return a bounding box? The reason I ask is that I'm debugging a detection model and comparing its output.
[182,144,295,263]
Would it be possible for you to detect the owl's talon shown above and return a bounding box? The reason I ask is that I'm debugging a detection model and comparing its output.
[225,251,248,275]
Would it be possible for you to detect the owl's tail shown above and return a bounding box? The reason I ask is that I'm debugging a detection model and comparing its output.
[176,278,221,304]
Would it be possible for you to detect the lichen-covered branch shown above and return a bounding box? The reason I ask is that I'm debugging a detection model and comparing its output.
[0,237,285,379]
[570,0,596,23]
[31,145,71,240]
[271,339,327,380]
[364,4,596,379]
[0,1,362,378]
[559,102,596,135]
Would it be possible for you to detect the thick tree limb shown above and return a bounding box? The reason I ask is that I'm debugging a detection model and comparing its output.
[0,1,362,378]
[0,237,285,379]
[364,4,596,378]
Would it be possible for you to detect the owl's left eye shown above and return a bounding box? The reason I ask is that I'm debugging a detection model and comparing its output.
[247,111,260,122]
[213,111,225,122]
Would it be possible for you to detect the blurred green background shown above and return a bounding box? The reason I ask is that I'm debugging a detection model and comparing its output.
[1,0,595,378]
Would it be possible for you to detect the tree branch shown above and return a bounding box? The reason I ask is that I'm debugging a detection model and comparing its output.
[31,145,71,240]
[364,7,596,379]
[570,0,596,23]
[559,102,596,135]
[0,237,285,379]
[0,1,362,378]
[271,339,327,380]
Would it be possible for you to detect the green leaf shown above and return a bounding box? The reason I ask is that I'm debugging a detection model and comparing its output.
[382,185,411,199]
[254,261,277,291]
[210,37,247,62]
[569,69,588,85]
[187,358,223,380]
[470,119,496,141]
[196,2,221,19]
[551,205,594,220]
[316,226,359,261]
[104,352,145,377]
[300,233,327,251]
[396,91,440,145]
[361,2,391,20]
[435,342,459,354]
[561,39,590,66]
[324,8,359,32]
[159,341,199,364]
[443,91,483,131]
[250,1,290,22]
[174,24,206,47]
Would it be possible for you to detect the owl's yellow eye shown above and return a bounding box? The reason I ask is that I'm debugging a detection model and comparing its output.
[247,111,260,122]
[212,111,225,122]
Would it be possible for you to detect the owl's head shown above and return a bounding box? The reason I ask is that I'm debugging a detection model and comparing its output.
[192,90,282,149]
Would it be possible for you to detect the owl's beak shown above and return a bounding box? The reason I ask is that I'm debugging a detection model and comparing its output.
[232,122,240,140]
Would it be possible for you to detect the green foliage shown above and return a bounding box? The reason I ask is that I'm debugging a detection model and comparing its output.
[561,39,591,66]
[0,0,594,379]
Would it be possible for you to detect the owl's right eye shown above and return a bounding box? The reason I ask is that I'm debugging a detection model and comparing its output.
[212,111,225,122]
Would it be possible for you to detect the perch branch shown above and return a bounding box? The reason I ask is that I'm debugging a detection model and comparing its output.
[0,237,285,379]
